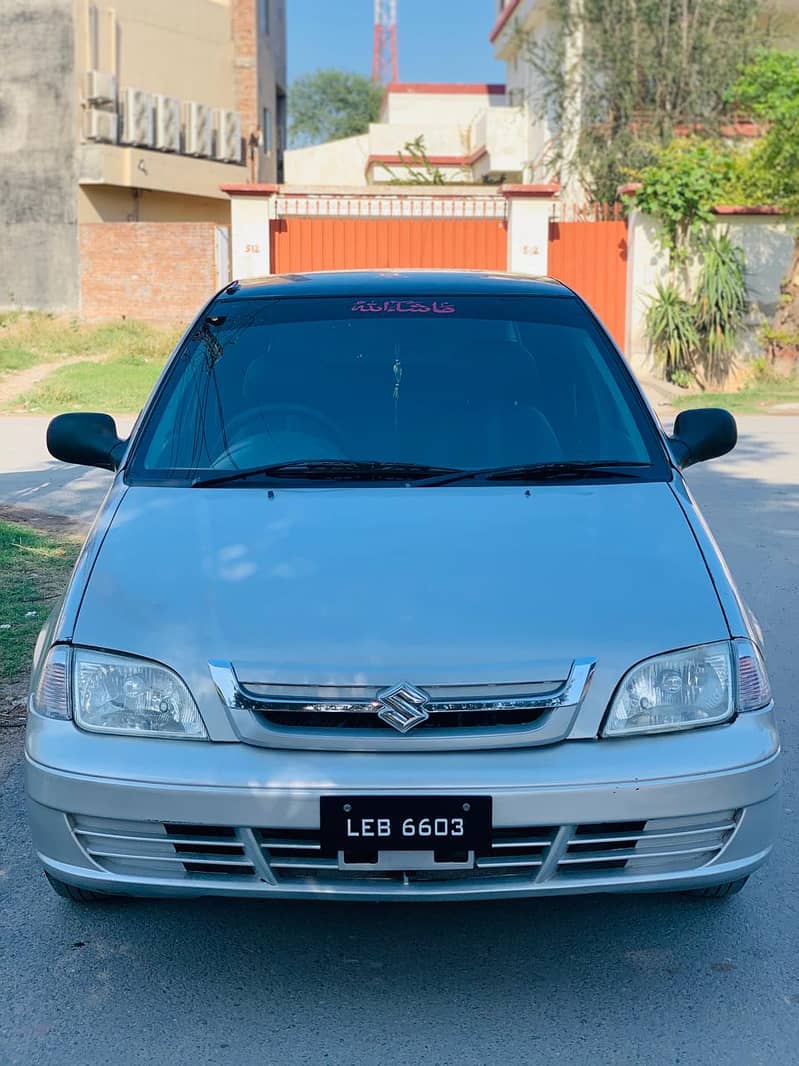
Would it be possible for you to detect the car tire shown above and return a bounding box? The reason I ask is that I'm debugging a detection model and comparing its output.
[684,876,749,899]
[45,872,119,902]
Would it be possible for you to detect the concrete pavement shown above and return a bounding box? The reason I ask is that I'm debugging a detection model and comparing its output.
[0,416,797,1066]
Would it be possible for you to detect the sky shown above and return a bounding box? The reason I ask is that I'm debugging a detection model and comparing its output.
[286,0,506,85]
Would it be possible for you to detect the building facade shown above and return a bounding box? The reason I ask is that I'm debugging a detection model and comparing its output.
[284,83,527,187]
[490,0,799,196]
[0,0,286,313]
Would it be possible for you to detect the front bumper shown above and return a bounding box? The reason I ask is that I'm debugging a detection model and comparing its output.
[25,707,781,901]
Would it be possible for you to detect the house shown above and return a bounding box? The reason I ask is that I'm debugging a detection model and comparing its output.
[1,0,287,315]
[284,82,527,186]
[490,0,799,197]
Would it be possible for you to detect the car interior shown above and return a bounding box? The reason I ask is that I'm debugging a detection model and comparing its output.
[141,305,648,474]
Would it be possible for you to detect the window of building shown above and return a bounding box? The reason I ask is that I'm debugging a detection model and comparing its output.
[263,107,273,154]
[259,0,269,34]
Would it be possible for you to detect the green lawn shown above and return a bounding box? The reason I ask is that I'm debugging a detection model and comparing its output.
[0,312,176,363]
[0,520,80,683]
[10,353,168,413]
[0,346,39,373]
[672,379,799,414]
[1,313,178,413]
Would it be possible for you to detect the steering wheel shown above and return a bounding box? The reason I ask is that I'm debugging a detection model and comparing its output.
[210,403,348,469]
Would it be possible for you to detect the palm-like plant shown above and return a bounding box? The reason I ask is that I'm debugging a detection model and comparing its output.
[644,282,701,381]
[694,230,748,383]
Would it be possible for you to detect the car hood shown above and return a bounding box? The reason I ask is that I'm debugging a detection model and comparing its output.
[74,482,728,736]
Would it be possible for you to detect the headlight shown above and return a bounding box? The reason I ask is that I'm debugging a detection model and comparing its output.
[603,639,771,738]
[72,648,207,739]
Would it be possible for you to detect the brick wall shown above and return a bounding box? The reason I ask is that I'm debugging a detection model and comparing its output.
[79,222,226,324]
[232,0,258,142]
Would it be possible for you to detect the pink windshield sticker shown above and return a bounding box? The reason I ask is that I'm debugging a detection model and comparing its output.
[351,299,456,315]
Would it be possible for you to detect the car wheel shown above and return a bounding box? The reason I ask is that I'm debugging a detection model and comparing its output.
[685,876,749,899]
[45,872,119,902]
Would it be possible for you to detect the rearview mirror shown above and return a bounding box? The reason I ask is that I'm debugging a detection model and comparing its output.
[669,408,737,469]
[47,413,126,471]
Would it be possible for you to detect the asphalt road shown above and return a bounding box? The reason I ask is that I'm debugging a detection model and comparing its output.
[1,416,797,1066]
[0,417,134,526]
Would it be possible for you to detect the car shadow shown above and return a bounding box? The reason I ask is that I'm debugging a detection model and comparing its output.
[0,460,113,529]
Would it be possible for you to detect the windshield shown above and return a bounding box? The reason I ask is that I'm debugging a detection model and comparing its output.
[128,294,667,484]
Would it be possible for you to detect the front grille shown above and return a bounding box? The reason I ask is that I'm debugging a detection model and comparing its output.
[70,816,256,879]
[557,812,739,877]
[258,824,560,884]
[208,659,596,751]
[68,810,740,888]
[260,707,551,731]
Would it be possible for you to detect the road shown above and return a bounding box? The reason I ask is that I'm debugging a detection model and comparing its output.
[0,417,134,526]
[1,416,797,1066]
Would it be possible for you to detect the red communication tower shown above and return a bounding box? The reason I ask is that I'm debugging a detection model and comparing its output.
[372,0,398,85]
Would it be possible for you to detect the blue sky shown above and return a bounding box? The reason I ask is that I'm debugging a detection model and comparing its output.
[286,0,505,84]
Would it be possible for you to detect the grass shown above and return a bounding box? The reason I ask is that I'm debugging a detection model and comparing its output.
[672,378,799,414]
[0,520,80,683]
[0,346,39,373]
[11,353,169,413]
[0,313,178,412]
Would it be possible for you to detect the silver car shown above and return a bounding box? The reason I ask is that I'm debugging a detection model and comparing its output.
[27,271,780,904]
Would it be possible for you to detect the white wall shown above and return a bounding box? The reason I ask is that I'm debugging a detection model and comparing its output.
[507,196,552,276]
[284,110,532,187]
[230,195,270,279]
[626,211,797,372]
[497,5,559,183]
[369,123,470,156]
[477,107,528,172]
[383,89,505,125]
[625,211,670,372]
[284,134,369,186]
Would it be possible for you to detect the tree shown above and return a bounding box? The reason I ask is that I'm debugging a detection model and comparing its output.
[524,0,774,202]
[288,70,384,147]
[727,50,799,362]
[728,49,799,212]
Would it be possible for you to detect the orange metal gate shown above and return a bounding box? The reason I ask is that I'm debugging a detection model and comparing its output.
[271,217,507,274]
[547,207,628,348]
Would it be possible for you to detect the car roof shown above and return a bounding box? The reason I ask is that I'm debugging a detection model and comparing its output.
[219,270,573,301]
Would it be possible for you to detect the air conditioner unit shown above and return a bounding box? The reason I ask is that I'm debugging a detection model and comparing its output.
[84,70,117,108]
[213,109,242,163]
[183,101,212,157]
[154,95,181,152]
[82,108,118,143]
[120,87,154,147]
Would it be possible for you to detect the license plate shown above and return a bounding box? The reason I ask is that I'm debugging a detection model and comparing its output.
[320,795,492,852]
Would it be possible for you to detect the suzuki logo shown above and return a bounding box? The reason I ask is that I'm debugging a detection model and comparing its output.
[376,683,430,733]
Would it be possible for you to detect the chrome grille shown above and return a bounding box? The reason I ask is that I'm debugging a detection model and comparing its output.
[68,810,741,887]
[70,816,256,879]
[557,811,740,877]
[258,824,561,883]
[208,658,596,751]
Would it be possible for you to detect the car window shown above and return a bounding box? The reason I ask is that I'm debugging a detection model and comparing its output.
[129,295,666,483]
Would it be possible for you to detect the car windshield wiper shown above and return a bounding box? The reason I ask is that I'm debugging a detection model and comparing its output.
[192,459,462,488]
[416,460,652,486]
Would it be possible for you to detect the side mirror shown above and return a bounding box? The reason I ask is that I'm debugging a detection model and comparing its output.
[669,408,737,469]
[47,413,126,471]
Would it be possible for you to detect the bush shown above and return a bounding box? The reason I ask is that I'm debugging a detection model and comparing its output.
[645,282,700,379]
[632,140,737,260]
[694,230,748,383]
